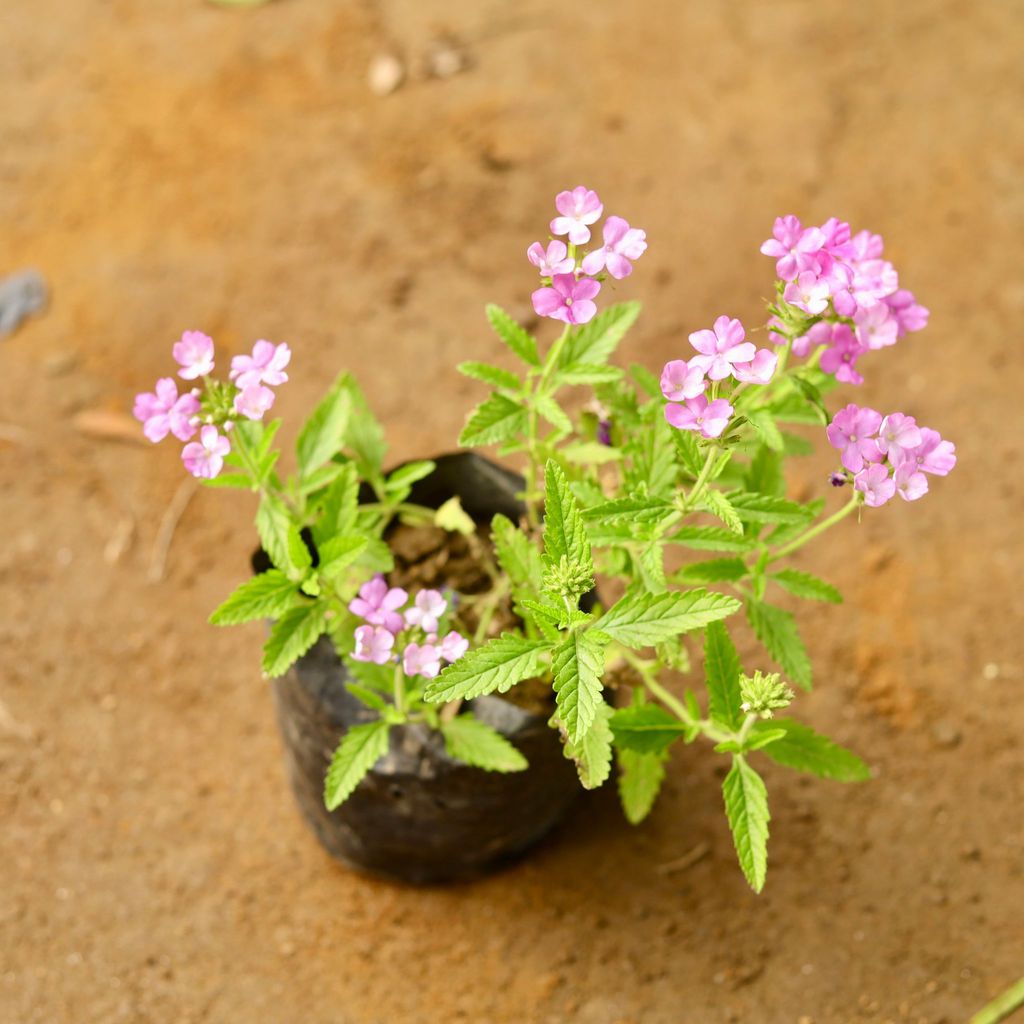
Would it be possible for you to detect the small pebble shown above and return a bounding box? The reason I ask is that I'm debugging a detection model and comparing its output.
[425,38,468,79]
[930,720,961,749]
[982,662,999,680]
[368,53,404,96]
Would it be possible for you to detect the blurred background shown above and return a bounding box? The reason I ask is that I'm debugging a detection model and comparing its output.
[2,2,1022,1022]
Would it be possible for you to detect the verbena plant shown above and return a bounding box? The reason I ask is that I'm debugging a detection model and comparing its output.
[134,189,955,890]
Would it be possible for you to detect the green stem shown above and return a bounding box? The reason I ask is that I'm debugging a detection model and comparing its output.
[971,977,1024,1024]
[682,447,720,511]
[767,492,861,563]
[392,661,406,716]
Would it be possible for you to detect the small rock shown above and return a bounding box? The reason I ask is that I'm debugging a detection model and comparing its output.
[930,720,961,749]
[368,53,405,96]
[424,37,469,79]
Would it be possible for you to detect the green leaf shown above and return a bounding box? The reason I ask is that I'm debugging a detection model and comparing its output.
[598,589,734,647]
[635,541,667,594]
[617,748,667,824]
[768,393,826,425]
[583,497,674,526]
[459,394,528,447]
[535,394,573,435]
[542,460,593,574]
[255,495,307,579]
[491,514,543,590]
[385,459,435,496]
[261,602,326,677]
[562,702,613,789]
[771,569,843,603]
[423,634,551,703]
[628,417,677,498]
[485,304,540,366]
[675,558,748,585]
[558,364,623,385]
[789,373,830,425]
[702,490,743,533]
[747,410,784,452]
[345,683,388,711]
[703,620,744,730]
[201,472,252,490]
[671,427,705,478]
[457,361,520,390]
[324,720,390,811]
[559,301,641,367]
[340,376,388,484]
[746,600,812,690]
[747,445,785,497]
[754,719,870,781]
[314,462,360,543]
[209,570,297,625]
[610,703,687,755]
[441,714,528,772]
[561,441,623,465]
[630,362,663,398]
[551,630,607,745]
[727,492,813,525]
[669,526,757,553]
[296,382,351,475]
[317,535,368,578]
[723,756,771,893]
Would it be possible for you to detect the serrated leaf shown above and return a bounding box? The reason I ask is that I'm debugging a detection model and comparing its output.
[723,756,771,893]
[598,589,733,647]
[459,394,528,447]
[209,570,297,625]
[668,526,757,553]
[769,393,826,425]
[314,462,360,544]
[746,600,812,690]
[296,383,351,475]
[771,569,842,603]
[789,374,830,425]
[636,541,667,594]
[561,441,623,465]
[702,489,743,533]
[535,394,573,435]
[441,714,528,772]
[485,304,540,366]
[255,495,306,579]
[317,535,368,578]
[542,461,593,574]
[747,445,785,497]
[675,558,748,585]
[727,493,813,525]
[457,361,521,390]
[324,720,389,811]
[385,459,435,495]
[552,630,607,745]
[747,410,784,452]
[671,426,705,478]
[563,702,613,789]
[491,514,543,590]
[704,620,743,730]
[609,703,687,755]
[584,497,674,525]
[617,748,667,824]
[261,602,326,677]
[559,301,641,367]
[630,362,662,398]
[345,683,388,711]
[423,635,551,703]
[339,376,388,485]
[628,417,678,498]
[558,364,623,385]
[201,472,252,490]
[754,719,870,781]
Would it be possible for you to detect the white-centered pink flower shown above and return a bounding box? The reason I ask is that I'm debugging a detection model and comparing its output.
[173,331,215,380]
[818,324,868,385]
[783,271,832,315]
[854,303,899,350]
[687,316,756,381]
[876,413,922,463]
[439,630,469,663]
[854,463,896,508]
[527,240,575,277]
[181,424,230,479]
[826,404,885,473]
[353,624,395,665]
[230,340,291,390]
[349,575,408,634]
[890,428,956,477]
[405,590,448,634]
[664,394,734,440]
[759,216,825,281]
[732,348,778,385]
[550,186,603,245]
[233,384,276,421]
[532,273,601,326]
[403,642,442,680]
[894,463,929,502]
[581,216,647,279]
[660,359,706,401]
[133,378,200,443]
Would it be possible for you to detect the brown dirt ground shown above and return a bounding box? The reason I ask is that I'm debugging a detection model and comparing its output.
[2,1,1023,1022]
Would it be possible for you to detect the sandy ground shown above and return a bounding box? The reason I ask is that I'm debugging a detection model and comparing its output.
[2,1,1023,1022]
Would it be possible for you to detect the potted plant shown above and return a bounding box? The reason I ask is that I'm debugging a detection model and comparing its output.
[134,191,954,889]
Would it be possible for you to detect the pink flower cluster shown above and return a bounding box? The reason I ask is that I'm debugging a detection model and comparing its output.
[529,187,647,326]
[349,575,469,681]
[761,216,929,385]
[660,316,777,439]
[826,404,956,507]
[133,332,291,479]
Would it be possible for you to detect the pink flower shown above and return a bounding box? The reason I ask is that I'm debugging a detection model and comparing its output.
[439,631,469,663]
[353,625,395,665]
[405,590,447,634]
[885,289,929,337]
[826,404,884,473]
[233,384,276,421]
[687,316,756,381]
[660,359,706,401]
[173,331,215,380]
[580,216,647,279]
[876,413,922,462]
[527,240,575,277]
[550,186,603,245]
[819,324,868,385]
[349,575,408,634]
[403,642,442,680]
[230,340,291,390]
[854,463,896,508]
[181,424,231,479]
[850,259,899,309]
[760,216,825,280]
[732,348,778,385]
[532,273,601,325]
[664,394,734,440]
[783,271,831,315]
[133,378,200,443]
[894,463,929,502]
[854,303,899,350]
[892,428,956,477]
